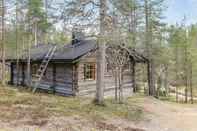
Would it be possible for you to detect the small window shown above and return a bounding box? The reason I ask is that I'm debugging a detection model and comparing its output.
[84,63,95,80]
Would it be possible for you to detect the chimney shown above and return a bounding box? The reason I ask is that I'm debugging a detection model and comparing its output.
[72,28,85,45]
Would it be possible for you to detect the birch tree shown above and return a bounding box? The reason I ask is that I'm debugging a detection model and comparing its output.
[106,43,130,103]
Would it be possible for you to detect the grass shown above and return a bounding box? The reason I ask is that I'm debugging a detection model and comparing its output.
[0,86,145,126]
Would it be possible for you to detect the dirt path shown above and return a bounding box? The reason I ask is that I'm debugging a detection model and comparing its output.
[139,97,197,131]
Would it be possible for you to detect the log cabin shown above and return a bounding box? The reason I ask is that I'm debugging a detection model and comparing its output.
[7,33,149,96]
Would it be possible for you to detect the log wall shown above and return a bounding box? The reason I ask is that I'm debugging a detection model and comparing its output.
[10,50,134,97]
[53,63,73,95]
[12,63,27,85]
[11,62,74,95]
[76,50,133,96]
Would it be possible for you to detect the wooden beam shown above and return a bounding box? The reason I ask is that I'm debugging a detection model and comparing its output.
[52,63,56,88]
[72,64,76,95]
[147,61,151,95]
[132,61,136,92]
[72,63,79,96]
[22,63,25,86]
[10,63,14,85]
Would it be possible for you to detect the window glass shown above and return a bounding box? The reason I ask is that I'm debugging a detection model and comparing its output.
[84,63,95,80]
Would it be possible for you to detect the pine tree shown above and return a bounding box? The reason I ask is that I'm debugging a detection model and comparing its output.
[0,0,5,86]
[143,0,166,96]
[27,0,50,45]
[95,0,107,105]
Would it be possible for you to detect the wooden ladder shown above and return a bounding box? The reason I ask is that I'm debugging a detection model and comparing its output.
[32,45,57,93]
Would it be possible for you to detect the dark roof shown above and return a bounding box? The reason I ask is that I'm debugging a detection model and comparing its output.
[7,39,97,62]
[7,39,148,63]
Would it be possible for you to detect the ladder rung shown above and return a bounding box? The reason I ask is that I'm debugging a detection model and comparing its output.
[33,46,57,93]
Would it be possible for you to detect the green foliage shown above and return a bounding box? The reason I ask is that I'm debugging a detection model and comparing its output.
[27,0,50,33]
[167,23,197,91]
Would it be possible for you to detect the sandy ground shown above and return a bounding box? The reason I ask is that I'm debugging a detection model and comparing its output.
[139,98,197,131]
[0,97,197,131]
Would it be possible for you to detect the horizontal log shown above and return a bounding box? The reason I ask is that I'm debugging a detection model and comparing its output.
[55,83,72,87]
[33,83,73,95]
[39,83,52,90]
[79,85,133,96]
[55,87,73,92]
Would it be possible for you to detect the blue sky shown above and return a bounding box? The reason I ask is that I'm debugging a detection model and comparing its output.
[164,0,197,25]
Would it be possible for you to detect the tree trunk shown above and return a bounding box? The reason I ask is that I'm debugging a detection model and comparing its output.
[120,69,124,103]
[150,62,155,96]
[1,0,5,86]
[143,65,147,94]
[190,63,193,104]
[145,0,155,96]
[128,0,137,49]
[95,0,107,105]
[164,66,169,96]
[184,45,188,103]
[147,62,151,95]
[185,79,188,103]
[27,36,31,87]
[114,69,118,101]
[157,76,161,98]
[118,69,121,103]
[34,22,38,46]
[44,0,49,44]
[16,1,20,86]
[118,68,123,103]
[175,40,178,103]
[132,61,136,92]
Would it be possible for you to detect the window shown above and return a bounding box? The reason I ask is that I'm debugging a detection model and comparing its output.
[84,63,96,80]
